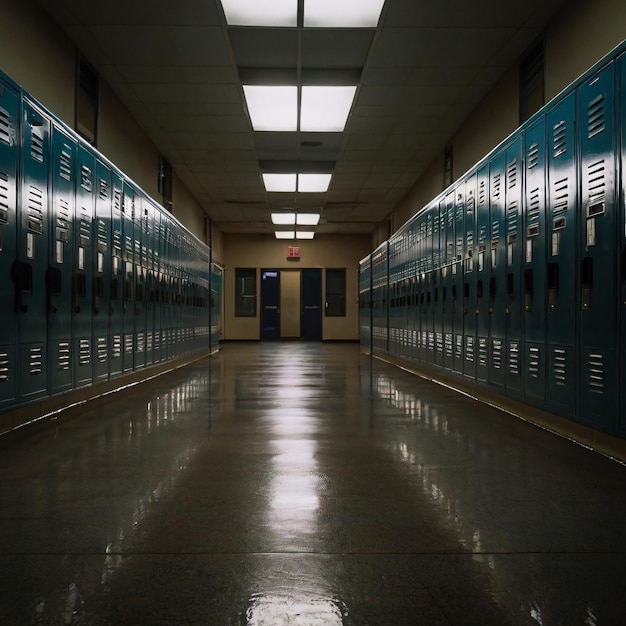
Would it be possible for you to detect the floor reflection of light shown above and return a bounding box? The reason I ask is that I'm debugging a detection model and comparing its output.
[247,594,344,626]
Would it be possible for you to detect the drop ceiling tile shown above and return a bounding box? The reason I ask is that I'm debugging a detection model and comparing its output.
[301,30,374,68]
[229,29,298,68]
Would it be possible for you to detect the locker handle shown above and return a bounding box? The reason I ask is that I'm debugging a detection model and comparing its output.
[524,269,533,312]
[11,260,32,313]
[621,247,626,305]
[488,276,496,313]
[46,267,62,313]
[547,262,559,310]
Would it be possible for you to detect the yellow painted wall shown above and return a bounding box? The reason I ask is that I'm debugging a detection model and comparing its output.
[222,233,371,340]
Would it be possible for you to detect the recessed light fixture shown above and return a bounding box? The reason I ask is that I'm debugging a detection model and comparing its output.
[220,0,297,26]
[297,213,321,225]
[221,0,385,28]
[263,174,297,192]
[275,231,295,239]
[271,213,297,225]
[300,86,357,132]
[296,231,315,239]
[243,86,298,131]
[304,0,385,27]
[263,174,331,193]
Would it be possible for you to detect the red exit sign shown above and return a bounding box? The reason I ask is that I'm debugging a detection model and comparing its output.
[287,246,300,258]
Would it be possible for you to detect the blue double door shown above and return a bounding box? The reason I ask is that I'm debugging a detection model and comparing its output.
[260,269,322,341]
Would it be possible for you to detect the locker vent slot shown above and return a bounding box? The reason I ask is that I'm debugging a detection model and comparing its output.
[478,179,486,207]
[478,338,488,367]
[112,335,122,359]
[527,143,539,169]
[435,332,442,354]
[146,332,153,353]
[465,336,474,363]
[79,339,91,366]
[97,337,107,362]
[136,333,145,354]
[27,186,44,233]
[508,342,519,375]
[58,342,70,371]
[491,339,503,369]
[553,121,567,158]
[455,334,463,360]
[113,188,122,212]
[29,346,43,375]
[81,166,92,191]
[587,159,606,204]
[0,108,10,145]
[0,350,9,381]
[587,94,605,139]
[124,333,133,354]
[553,349,567,385]
[588,353,605,392]
[0,171,9,215]
[99,178,108,199]
[507,159,517,188]
[467,191,475,216]
[528,346,540,379]
[444,333,453,358]
[60,149,72,182]
[492,219,500,240]
[528,187,540,230]
[31,130,44,163]
[507,200,519,235]
[492,172,501,201]
[553,178,569,216]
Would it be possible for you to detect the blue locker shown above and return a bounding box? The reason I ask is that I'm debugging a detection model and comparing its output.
[435,190,456,372]
[426,207,437,365]
[523,115,548,405]
[577,62,617,428]
[153,207,164,363]
[620,53,626,433]
[359,255,372,350]
[0,80,19,410]
[18,99,50,402]
[93,159,111,382]
[463,173,477,381]
[546,91,577,417]
[488,150,507,390]
[452,185,465,375]
[121,181,135,372]
[48,124,76,395]
[504,136,523,396]
[371,243,388,353]
[475,163,490,383]
[73,145,95,387]
[211,261,223,351]
[109,172,124,376]
[133,194,147,369]
[144,198,156,366]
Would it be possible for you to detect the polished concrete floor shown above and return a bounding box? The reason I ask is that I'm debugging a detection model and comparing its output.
[2,342,626,625]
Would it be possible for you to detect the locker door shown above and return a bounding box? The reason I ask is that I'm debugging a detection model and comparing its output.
[426,208,436,365]
[74,145,95,387]
[144,199,155,366]
[488,150,507,390]
[546,92,577,417]
[620,53,626,433]
[452,186,465,375]
[19,100,50,402]
[0,80,19,410]
[121,181,135,372]
[210,261,222,351]
[153,208,163,363]
[48,124,76,395]
[523,116,548,405]
[475,163,490,383]
[437,197,448,369]
[93,159,111,382]
[577,62,617,429]
[505,136,523,396]
[133,194,147,369]
[463,173,477,381]
[109,172,123,376]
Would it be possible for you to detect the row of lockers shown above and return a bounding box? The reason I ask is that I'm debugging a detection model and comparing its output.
[360,40,626,438]
[0,70,220,414]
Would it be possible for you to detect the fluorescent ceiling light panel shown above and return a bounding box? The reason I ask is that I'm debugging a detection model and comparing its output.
[275,231,295,239]
[271,213,296,225]
[296,231,315,239]
[220,0,297,26]
[263,173,297,192]
[296,213,320,225]
[243,86,297,131]
[300,86,356,132]
[298,173,332,192]
[304,0,385,27]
